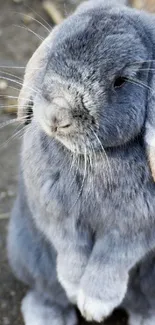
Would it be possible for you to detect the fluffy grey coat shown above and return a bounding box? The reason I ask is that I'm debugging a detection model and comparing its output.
[7,0,155,324]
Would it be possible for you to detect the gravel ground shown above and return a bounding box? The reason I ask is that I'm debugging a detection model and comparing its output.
[0,0,128,324]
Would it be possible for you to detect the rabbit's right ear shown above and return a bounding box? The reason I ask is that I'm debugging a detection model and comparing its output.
[145,79,155,181]
[105,0,128,4]
[90,0,129,6]
[77,0,128,13]
[99,0,129,6]
[18,27,58,124]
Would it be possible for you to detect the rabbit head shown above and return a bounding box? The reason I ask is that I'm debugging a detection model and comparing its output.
[18,0,155,179]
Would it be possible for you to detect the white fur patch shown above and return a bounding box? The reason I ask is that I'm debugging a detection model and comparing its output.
[77,289,112,322]
[22,291,77,325]
[144,316,155,325]
[21,291,47,325]
[145,123,155,147]
[21,291,63,325]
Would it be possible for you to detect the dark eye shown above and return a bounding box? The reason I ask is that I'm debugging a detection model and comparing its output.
[114,77,127,89]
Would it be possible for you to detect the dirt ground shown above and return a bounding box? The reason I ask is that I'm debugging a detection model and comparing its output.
[0,0,136,324]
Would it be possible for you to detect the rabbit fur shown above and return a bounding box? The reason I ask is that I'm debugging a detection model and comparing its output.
[7,0,155,324]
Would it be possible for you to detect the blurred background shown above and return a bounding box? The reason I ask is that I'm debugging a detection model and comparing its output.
[0,1,155,324]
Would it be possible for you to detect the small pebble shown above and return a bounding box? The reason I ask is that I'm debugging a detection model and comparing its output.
[10,290,16,297]
[0,192,7,200]
[0,190,15,200]
[0,80,8,91]
[22,13,35,25]
[131,0,143,9]
[13,0,23,3]
[1,301,7,309]
[3,317,10,325]
[4,98,18,114]
[7,190,15,197]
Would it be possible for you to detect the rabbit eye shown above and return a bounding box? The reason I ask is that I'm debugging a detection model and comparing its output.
[114,77,126,89]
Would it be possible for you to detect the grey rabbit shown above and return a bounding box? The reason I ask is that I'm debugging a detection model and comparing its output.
[7,0,155,324]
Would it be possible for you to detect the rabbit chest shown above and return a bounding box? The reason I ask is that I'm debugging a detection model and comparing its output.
[22,122,155,249]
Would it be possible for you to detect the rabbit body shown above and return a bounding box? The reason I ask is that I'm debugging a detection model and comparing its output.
[7,1,155,324]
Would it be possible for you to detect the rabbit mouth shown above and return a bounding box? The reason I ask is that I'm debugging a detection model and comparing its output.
[52,127,101,155]
[35,115,97,154]
[32,96,101,154]
[56,136,96,155]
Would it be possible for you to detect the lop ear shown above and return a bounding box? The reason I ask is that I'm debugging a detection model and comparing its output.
[105,0,128,5]
[90,0,129,5]
[145,77,155,181]
[143,16,155,181]
[76,0,129,14]
[18,26,58,124]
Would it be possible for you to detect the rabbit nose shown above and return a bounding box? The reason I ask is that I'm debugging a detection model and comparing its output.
[49,98,72,133]
[50,114,72,133]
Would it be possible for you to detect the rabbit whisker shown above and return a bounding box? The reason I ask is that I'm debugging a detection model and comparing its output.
[85,130,94,171]
[0,76,40,95]
[90,128,112,191]
[67,152,79,191]
[13,25,44,42]
[7,86,22,92]
[22,4,52,30]
[0,127,25,151]
[88,147,93,171]
[0,66,42,70]
[0,104,18,109]
[0,95,19,99]
[133,68,155,72]
[126,77,155,95]
[130,60,155,66]
[86,139,95,192]
[90,143,97,171]
[0,71,23,81]
[68,152,76,175]
[0,115,30,130]
[69,146,87,213]
[0,95,33,102]
[63,2,69,18]
[12,12,51,33]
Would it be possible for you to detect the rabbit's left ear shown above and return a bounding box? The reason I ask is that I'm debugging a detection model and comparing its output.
[144,17,155,181]
[18,25,59,124]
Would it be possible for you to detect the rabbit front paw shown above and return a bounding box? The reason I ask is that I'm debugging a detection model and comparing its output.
[77,289,113,322]
[77,278,128,323]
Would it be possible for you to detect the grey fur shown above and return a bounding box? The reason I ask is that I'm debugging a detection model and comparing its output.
[7,1,155,324]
